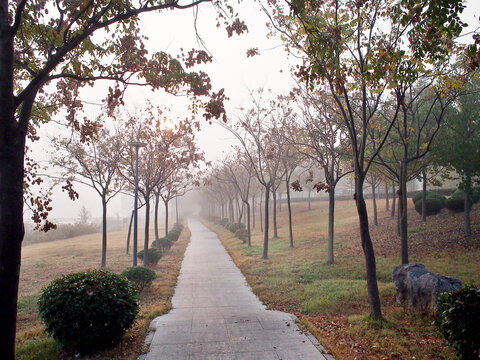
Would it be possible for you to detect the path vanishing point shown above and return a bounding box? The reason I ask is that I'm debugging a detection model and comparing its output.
[142,218,334,360]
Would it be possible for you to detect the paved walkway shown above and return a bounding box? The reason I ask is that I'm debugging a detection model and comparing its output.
[143,218,333,360]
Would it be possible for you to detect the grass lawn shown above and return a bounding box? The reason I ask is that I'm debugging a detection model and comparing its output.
[15,224,190,360]
[205,198,480,360]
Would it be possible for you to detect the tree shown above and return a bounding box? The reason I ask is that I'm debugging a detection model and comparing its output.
[1,1,245,355]
[222,89,284,259]
[265,0,467,319]
[287,86,350,263]
[52,125,124,268]
[122,108,200,266]
[77,206,90,225]
[375,82,453,264]
[432,72,480,236]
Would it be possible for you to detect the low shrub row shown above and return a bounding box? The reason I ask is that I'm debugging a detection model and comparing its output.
[413,188,479,216]
[141,222,184,265]
[36,223,189,356]
[218,219,246,241]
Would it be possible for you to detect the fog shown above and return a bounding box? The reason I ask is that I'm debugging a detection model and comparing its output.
[26,0,480,226]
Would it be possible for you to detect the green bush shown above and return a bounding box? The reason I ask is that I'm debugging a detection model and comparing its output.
[166,229,181,241]
[446,196,472,213]
[235,228,248,241]
[228,222,245,233]
[152,237,173,251]
[412,191,424,205]
[414,197,444,216]
[411,191,447,208]
[220,218,229,226]
[121,266,157,292]
[452,189,479,204]
[436,286,480,360]
[38,270,139,354]
[173,222,184,230]
[137,247,163,265]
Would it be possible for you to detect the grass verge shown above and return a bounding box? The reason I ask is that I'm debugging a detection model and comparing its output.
[15,225,190,360]
[205,199,480,360]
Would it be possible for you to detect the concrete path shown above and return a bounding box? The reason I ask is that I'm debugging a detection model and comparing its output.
[143,218,333,360]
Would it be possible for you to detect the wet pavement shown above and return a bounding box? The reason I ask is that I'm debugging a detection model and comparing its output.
[143,218,333,360]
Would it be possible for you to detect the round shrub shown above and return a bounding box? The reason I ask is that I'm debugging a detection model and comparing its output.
[121,266,157,292]
[235,228,248,242]
[412,191,447,208]
[167,229,181,241]
[436,285,480,360]
[452,189,479,204]
[411,191,423,205]
[446,196,472,213]
[173,222,184,230]
[228,222,245,233]
[38,270,139,354]
[137,247,163,265]
[152,237,173,251]
[220,218,229,226]
[414,197,443,216]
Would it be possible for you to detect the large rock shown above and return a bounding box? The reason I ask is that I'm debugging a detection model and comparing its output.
[392,263,462,315]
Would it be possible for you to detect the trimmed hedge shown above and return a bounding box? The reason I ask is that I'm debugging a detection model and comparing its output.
[436,286,480,360]
[137,247,163,266]
[452,189,479,204]
[235,228,248,241]
[411,191,447,207]
[167,229,181,241]
[152,237,173,251]
[414,197,444,216]
[446,197,468,212]
[38,270,139,354]
[121,266,156,292]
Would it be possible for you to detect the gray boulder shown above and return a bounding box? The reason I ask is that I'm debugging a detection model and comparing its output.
[392,263,462,315]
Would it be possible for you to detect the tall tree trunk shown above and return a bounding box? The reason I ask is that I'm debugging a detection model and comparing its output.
[286,178,294,247]
[273,189,278,238]
[372,181,378,226]
[260,190,263,233]
[251,195,255,229]
[101,197,107,268]
[175,196,179,224]
[397,186,401,236]
[144,195,151,267]
[355,180,382,319]
[308,188,311,210]
[126,210,134,254]
[164,200,169,238]
[0,129,26,360]
[229,198,234,222]
[399,162,409,264]
[422,170,427,222]
[246,201,251,246]
[385,184,389,211]
[465,176,472,237]
[262,187,270,259]
[327,189,335,264]
[391,185,396,218]
[221,203,224,219]
[154,193,160,241]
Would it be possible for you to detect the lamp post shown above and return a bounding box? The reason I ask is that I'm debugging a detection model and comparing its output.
[128,141,147,266]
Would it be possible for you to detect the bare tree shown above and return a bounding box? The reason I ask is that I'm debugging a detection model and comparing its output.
[221,90,284,259]
[52,125,124,268]
[287,87,350,263]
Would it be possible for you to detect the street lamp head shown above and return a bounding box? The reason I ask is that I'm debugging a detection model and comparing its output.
[128,141,147,148]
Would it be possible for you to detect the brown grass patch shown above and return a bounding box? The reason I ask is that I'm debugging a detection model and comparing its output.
[16,225,190,359]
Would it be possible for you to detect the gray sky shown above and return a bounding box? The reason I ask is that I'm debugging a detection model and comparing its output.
[33,0,480,222]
